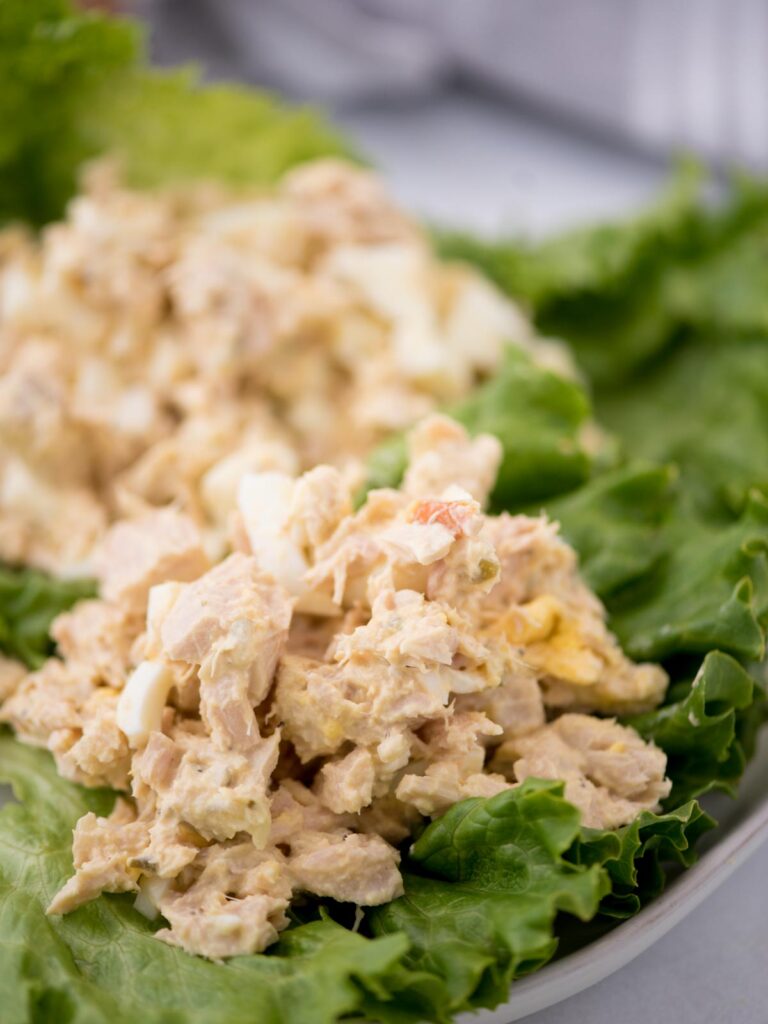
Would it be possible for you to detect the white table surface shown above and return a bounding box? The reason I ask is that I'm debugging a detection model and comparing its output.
[335,88,768,1023]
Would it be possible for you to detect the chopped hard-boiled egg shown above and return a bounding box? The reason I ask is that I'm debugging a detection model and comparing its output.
[134,875,171,920]
[238,470,309,594]
[237,470,339,614]
[144,581,184,658]
[200,440,299,525]
[116,660,175,747]
[0,458,56,520]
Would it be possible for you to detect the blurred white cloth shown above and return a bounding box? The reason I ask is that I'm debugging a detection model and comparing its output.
[143,0,768,168]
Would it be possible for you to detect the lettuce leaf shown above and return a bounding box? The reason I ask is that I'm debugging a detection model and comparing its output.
[437,166,702,314]
[438,169,768,391]
[5,736,692,1024]
[570,800,715,919]
[607,494,768,663]
[368,780,609,1019]
[365,784,714,1022]
[436,166,705,387]
[0,732,411,1024]
[366,347,593,507]
[0,732,730,1024]
[0,565,95,668]
[595,338,768,519]
[94,70,353,194]
[364,787,717,1020]
[628,650,762,805]
[460,350,593,509]
[0,0,351,227]
[628,176,768,342]
[0,0,135,225]
[543,462,675,598]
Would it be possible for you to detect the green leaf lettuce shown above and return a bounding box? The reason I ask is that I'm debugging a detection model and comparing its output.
[0,733,409,1024]
[570,800,715,918]
[0,0,352,227]
[607,494,768,663]
[0,565,95,668]
[543,462,676,598]
[628,650,763,805]
[368,780,609,1019]
[366,347,593,508]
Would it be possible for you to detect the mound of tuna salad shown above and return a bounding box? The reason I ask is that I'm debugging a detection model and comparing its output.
[0,157,565,575]
[1,416,670,959]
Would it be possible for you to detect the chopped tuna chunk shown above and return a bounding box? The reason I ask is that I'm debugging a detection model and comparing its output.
[493,713,671,830]
[52,599,141,688]
[289,831,403,906]
[48,799,149,914]
[0,654,25,702]
[161,554,293,749]
[316,747,376,814]
[396,712,509,816]
[156,842,292,959]
[403,415,502,506]
[133,727,280,847]
[95,510,209,613]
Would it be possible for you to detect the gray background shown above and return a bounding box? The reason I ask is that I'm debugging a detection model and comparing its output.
[144,0,768,171]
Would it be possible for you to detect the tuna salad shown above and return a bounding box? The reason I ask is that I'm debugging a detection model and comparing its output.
[0,158,564,575]
[1,415,670,959]
[3,8,768,1020]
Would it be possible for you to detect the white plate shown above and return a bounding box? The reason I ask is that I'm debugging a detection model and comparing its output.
[459,731,768,1023]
